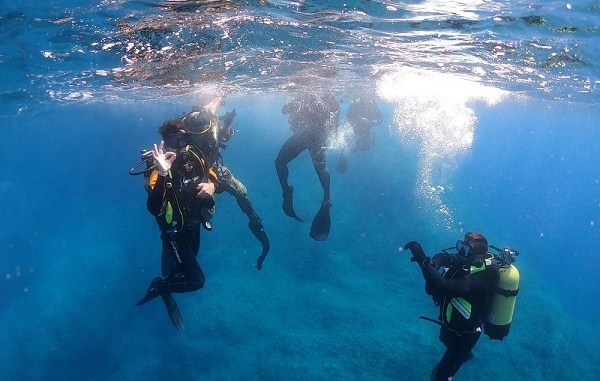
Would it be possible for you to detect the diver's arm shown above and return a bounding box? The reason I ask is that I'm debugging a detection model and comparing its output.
[421,262,471,296]
[146,142,175,216]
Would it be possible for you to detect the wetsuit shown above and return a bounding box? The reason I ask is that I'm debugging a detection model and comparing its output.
[275,93,339,212]
[336,98,382,173]
[145,146,215,295]
[420,252,499,381]
[182,109,270,269]
[346,98,382,151]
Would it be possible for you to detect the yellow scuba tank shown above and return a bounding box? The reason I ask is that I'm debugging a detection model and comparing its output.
[484,247,520,340]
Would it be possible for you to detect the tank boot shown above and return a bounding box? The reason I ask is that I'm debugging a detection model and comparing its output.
[135,276,166,306]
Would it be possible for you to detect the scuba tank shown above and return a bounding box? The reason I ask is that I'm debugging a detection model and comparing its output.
[484,246,520,340]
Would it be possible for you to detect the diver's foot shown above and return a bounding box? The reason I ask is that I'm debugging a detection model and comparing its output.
[256,245,269,271]
[282,186,303,221]
[135,277,164,306]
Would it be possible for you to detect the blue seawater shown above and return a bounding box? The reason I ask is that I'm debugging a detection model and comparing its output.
[1,1,599,380]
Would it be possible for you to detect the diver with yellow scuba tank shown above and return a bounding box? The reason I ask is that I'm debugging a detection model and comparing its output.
[403,232,520,381]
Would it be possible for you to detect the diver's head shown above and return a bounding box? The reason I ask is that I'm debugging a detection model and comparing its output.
[456,232,488,256]
[182,109,213,134]
[159,119,191,150]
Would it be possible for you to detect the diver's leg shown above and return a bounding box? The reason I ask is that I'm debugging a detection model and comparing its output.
[220,170,271,270]
[236,195,270,270]
[307,141,332,241]
[161,238,205,331]
[431,328,479,381]
[164,239,205,293]
[161,249,177,277]
[238,194,270,269]
[275,133,307,220]
[135,239,192,330]
[307,142,330,204]
[189,222,201,258]
[136,237,178,306]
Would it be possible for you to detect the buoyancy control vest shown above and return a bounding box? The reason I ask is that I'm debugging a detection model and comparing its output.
[440,251,520,340]
[146,145,219,232]
[440,254,497,334]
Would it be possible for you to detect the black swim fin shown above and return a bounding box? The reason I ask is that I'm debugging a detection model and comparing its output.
[309,201,331,241]
[282,186,303,221]
[256,250,268,271]
[135,277,164,306]
[161,292,184,331]
[249,218,270,271]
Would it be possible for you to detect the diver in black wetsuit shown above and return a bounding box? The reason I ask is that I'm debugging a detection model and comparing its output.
[335,96,383,173]
[135,119,218,330]
[181,106,270,270]
[404,232,500,381]
[275,91,339,241]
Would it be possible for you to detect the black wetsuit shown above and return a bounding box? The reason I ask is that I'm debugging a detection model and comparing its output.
[182,109,270,269]
[146,149,214,295]
[336,98,382,173]
[346,98,382,151]
[275,93,339,207]
[420,252,499,381]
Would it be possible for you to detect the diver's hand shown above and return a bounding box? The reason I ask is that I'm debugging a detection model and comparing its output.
[152,141,176,175]
[222,109,236,128]
[196,182,215,198]
[404,241,427,264]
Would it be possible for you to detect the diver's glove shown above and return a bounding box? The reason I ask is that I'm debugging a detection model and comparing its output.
[222,109,236,128]
[404,241,429,265]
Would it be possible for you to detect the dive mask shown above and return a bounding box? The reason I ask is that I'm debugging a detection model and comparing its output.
[165,131,191,149]
[456,235,488,256]
[456,239,469,256]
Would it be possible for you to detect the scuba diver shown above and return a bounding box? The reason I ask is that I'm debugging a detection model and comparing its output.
[180,105,270,270]
[134,119,218,330]
[336,96,383,173]
[275,91,340,241]
[403,232,520,381]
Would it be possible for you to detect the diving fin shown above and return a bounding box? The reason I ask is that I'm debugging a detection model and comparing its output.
[256,251,268,271]
[135,277,164,306]
[161,292,184,331]
[282,186,303,221]
[309,201,331,241]
[249,218,270,271]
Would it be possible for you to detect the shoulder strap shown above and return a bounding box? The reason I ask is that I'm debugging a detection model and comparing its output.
[186,145,208,177]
